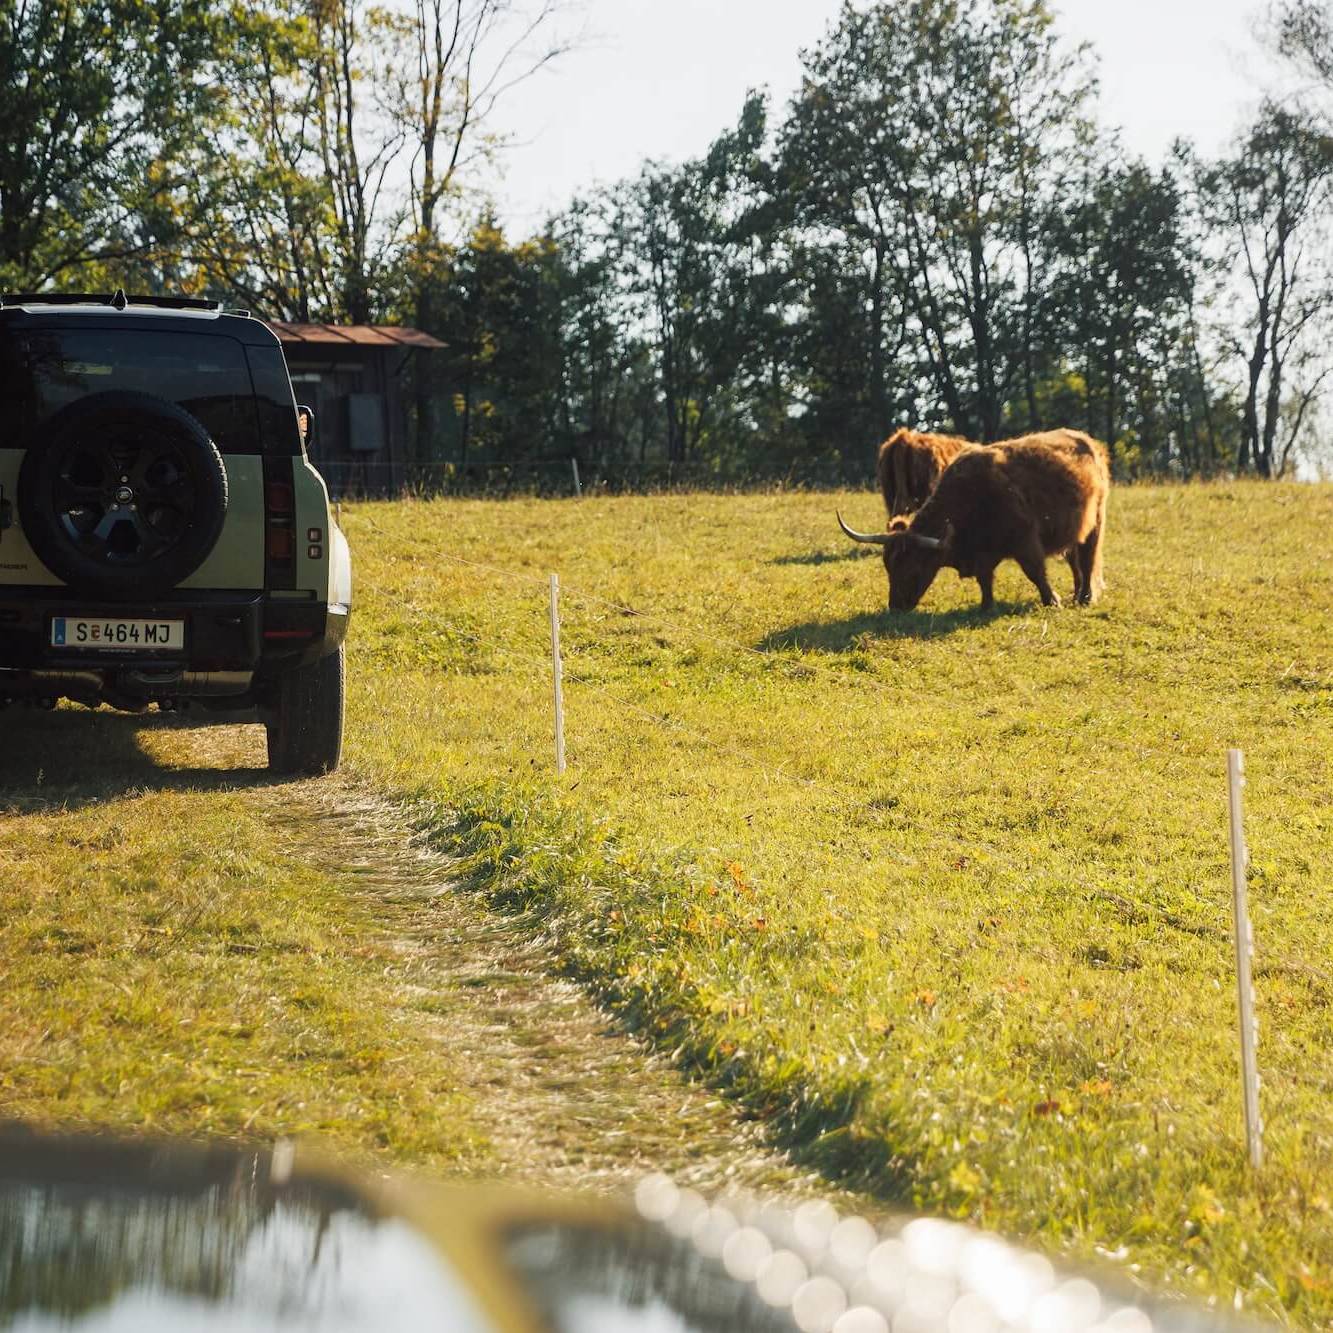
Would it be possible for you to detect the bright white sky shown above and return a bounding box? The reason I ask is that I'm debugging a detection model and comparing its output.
[489,0,1286,234]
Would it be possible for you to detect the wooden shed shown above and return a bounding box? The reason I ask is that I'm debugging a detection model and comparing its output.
[265,322,444,493]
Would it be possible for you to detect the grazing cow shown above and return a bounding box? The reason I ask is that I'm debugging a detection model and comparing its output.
[877,427,977,517]
[838,429,1110,611]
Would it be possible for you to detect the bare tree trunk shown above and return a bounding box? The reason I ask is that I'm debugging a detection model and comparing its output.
[868,237,890,437]
[1259,320,1284,477]
[459,357,472,472]
[1186,294,1219,466]
[1240,321,1268,474]
[967,236,1001,441]
[1105,347,1117,449]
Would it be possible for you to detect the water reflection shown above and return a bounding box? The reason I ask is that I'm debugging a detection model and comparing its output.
[0,1169,487,1332]
[506,1222,799,1333]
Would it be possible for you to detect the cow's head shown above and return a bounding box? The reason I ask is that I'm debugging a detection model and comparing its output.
[836,512,950,611]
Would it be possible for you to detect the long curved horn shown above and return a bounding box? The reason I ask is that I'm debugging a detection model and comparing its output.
[908,532,944,550]
[837,511,893,546]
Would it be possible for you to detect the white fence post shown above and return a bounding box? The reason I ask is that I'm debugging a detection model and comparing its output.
[571,457,582,498]
[549,574,566,774]
[1227,748,1263,1170]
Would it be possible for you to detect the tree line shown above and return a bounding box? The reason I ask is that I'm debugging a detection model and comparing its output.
[4,0,1333,484]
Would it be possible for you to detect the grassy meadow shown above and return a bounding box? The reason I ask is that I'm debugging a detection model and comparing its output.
[0,714,805,1196]
[0,722,482,1168]
[341,480,1333,1326]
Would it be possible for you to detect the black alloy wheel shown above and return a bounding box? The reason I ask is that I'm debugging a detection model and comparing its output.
[18,391,229,599]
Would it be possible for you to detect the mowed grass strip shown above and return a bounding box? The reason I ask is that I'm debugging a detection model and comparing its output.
[344,481,1333,1326]
[0,717,479,1169]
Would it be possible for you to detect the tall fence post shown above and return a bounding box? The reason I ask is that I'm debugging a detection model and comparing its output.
[549,574,566,774]
[570,457,582,498]
[1227,748,1263,1170]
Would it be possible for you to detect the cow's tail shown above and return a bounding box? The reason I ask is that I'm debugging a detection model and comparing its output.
[1088,488,1108,597]
[1068,431,1111,598]
[901,442,922,514]
[877,436,896,515]
[1091,436,1111,597]
[878,429,913,517]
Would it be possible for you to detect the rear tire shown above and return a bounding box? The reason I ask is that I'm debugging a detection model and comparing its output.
[266,645,344,776]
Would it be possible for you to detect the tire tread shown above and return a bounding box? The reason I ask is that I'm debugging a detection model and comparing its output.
[266,645,344,775]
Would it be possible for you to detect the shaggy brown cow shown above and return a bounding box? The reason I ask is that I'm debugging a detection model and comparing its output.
[877,427,977,516]
[838,429,1110,611]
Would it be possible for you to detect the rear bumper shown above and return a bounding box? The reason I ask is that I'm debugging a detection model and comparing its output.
[0,589,348,705]
[261,597,349,666]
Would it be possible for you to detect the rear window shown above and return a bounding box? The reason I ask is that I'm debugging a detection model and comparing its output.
[246,342,302,454]
[0,327,278,454]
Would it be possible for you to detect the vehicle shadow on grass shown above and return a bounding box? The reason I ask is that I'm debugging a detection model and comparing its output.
[757,600,1029,652]
[0,708,277,814]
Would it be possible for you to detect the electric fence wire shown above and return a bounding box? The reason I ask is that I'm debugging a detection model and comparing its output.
[425,579,1129,892]
[405,542,1181,776]
[346,511,1246,902]
[346,509,1323,1133]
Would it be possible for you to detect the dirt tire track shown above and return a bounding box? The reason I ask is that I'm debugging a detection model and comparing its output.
[166,722,826,1197]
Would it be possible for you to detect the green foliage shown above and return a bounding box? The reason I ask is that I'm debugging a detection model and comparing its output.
[165,1,337,318]
[1048,157,1222,471]
[512,0,1250,483]
[542,196,659,476]
[418,218,564,469]
[0,0,227,287]
[782,0,1097,442]
[5,0,1329,479]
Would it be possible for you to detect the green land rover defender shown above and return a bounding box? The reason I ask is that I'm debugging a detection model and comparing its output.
[0,292,351,775]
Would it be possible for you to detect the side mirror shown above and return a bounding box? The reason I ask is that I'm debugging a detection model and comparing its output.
[296,404,315,450]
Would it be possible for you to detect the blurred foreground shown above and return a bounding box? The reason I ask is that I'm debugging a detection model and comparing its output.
[0,1128,1260,1333]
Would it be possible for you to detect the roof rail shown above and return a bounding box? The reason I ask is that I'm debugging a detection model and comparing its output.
[0,291,224,312]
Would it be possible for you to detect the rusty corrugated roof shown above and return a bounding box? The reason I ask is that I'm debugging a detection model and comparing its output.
[370,325,447,348]
[265,321,445,349]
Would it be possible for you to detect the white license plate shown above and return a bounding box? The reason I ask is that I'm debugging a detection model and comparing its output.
[51,617,186,651]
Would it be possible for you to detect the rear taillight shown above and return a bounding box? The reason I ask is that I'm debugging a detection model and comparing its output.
[263,479,293,562]
[263,460,297,588]
[266,526,294,561]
